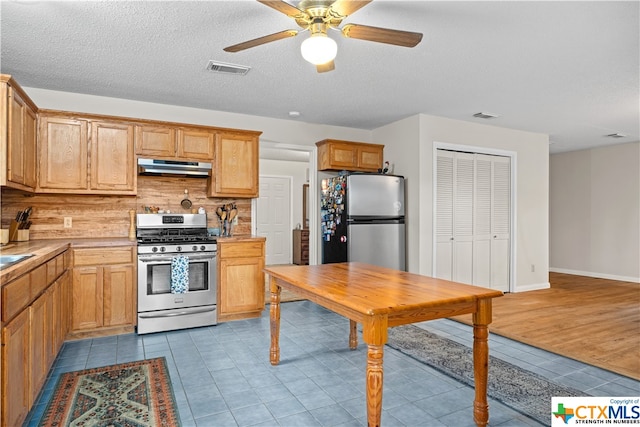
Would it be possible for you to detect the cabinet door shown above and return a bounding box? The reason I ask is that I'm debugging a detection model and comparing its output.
[357,145,383,171]
[39,116,89,190]
[90,121,136,192]
[22,105,37,189]
[58,270,72,344]
[29,293,48,406]
[209,132,259,198]
[2,309,30,427]
[71,267,103,331]
[177,128,214,161]
[135,125,175,157]
[219,257,264,316]
[103,265,135,327]
[327,142,358,170]
[7,87,25,185]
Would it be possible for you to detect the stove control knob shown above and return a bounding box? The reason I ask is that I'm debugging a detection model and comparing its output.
[160,247,166,253]
[152,247,158,253]
[192,245,198,251]
[200,245,206,251]
[176,246,182,252]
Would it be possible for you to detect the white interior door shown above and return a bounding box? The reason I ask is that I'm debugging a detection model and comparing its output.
[257,176,291,265]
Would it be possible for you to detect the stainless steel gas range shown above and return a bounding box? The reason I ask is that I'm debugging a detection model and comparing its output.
[136,213,217,334]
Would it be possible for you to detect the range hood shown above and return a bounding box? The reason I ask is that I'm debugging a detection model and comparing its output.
[138,158,212,178]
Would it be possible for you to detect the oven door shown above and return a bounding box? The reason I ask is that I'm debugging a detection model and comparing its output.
[137,252,216,313]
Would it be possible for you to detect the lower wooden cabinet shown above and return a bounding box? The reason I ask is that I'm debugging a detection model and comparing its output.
[217,239,265,322]
[70,246,136,338]
[2,309,30,427]
[1,251,69,427]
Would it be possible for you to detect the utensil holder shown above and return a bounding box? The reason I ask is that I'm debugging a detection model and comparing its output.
[219,219,233,237]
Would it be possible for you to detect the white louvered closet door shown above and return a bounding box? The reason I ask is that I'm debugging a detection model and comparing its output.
[435,151,454,280]
[491,156,511,291]
[435,150,511,291]
[473,155,493,286]
[453,153,474,284]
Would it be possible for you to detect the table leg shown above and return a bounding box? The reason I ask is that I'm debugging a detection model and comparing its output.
[349,320,358,350]
[362,316,387,427]
[472,298,493,427]
[269,277,282,366]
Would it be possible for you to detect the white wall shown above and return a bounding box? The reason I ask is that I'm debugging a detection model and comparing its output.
[374,113,550,292]
[550,142,640,282]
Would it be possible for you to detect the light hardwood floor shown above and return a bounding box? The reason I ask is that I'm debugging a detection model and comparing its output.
[454,272,640,380]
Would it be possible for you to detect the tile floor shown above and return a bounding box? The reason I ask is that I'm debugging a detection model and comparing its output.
[25,301,639,426]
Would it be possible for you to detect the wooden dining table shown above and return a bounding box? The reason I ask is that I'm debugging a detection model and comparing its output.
[264,262,504,427]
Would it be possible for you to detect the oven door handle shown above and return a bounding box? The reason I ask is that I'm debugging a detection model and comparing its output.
[138,254,216,263]
[138,306,215,318]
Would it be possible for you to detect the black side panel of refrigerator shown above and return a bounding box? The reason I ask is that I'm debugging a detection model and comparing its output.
[320,175,348,264]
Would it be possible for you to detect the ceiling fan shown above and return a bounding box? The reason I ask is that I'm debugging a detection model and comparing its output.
[223,0,423,73]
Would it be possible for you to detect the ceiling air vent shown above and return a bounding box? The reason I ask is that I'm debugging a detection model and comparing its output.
[206,60,251,75]
[473,112,500,119]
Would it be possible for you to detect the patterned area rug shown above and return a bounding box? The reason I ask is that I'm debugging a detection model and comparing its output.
[39,357,180,427]
[387,325,588,425]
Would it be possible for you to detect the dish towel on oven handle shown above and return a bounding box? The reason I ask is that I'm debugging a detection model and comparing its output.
[170,255,189,294]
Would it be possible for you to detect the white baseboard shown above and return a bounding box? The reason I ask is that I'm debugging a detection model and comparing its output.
[549,268,640,284]
[511,282,550,292]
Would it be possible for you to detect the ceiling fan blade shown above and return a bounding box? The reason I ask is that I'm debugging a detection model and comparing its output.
[329,0,372,18]
[316,60,335,73]
[342,24,423,47]
[257,0,308,19]
[223,30,298,53]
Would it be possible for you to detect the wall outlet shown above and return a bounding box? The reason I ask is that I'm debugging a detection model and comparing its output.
[531,264,535,273]
[64,217,72,228]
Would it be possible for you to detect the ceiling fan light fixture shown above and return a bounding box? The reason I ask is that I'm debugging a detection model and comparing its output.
[301,33,337,65]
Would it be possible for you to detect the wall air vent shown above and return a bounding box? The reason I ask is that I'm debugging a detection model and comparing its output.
[206,60,251,75]
[473,112,500,119]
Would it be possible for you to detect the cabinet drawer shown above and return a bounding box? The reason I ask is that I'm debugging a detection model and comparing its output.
[47,257,58,284]
[30,264,48,299]
[2,274,31,321]
[73,247,134,266]
[219,241,264,259]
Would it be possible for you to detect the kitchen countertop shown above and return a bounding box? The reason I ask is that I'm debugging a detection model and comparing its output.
[216,235,266,243]
[1,238,136,284]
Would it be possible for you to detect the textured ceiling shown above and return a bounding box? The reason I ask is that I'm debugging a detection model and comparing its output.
[1,1,638,154]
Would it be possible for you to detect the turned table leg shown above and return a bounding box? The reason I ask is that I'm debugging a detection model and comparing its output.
[362,315,387,427]
[349,320,358,350]
[472,298,493,427]
[269,276,282,366]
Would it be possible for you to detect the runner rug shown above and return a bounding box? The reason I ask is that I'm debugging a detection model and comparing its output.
[39,357,180,427]
[386,325,588,425]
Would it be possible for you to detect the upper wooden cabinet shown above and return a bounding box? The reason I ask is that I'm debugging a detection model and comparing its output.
[38,113,136,194]
[135,125,214,161]
[316,139,384,172]
[0,75,38,191]
[208,131,260,198]
[91,121,135,192]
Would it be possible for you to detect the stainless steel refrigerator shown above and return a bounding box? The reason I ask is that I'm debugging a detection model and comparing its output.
[321,173,406,271]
